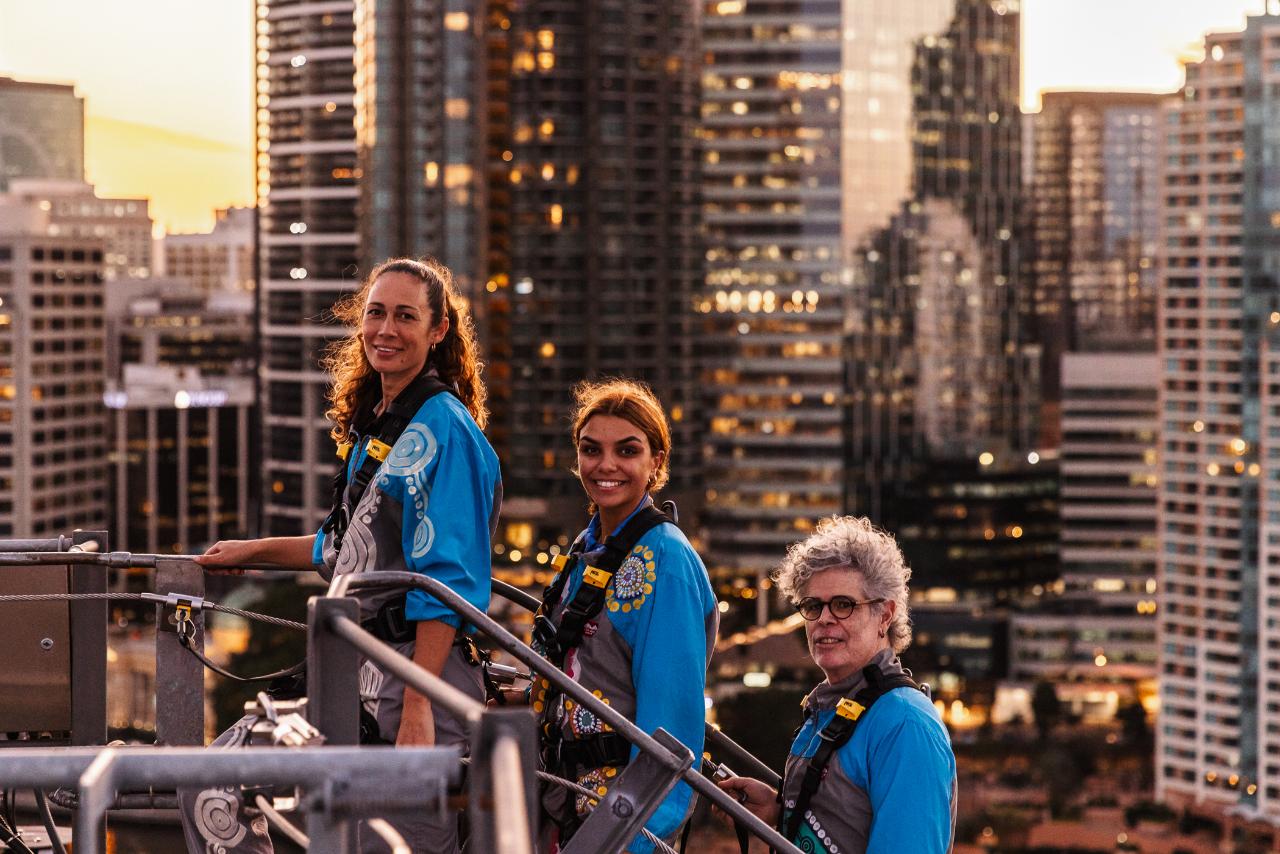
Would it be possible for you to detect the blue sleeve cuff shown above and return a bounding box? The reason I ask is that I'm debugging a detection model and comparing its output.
[404,589,464,629]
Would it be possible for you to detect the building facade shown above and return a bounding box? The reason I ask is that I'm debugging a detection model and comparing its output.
[701,0,1031,614]
[1156,11,1280,821]
[165,208,255,294]
[8,180,152,281]
[0,77,84,191]
[498,0,703,528]
[1030,92,1163,415]
[0,198,109,537]
[353,0,489,290]
[256,1,361,535]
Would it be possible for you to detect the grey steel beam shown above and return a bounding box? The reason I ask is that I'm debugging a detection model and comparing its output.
[307,596,361,745]
[69,531,108,747]
[153,558,206,745]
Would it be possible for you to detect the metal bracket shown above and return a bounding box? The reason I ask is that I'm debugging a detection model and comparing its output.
[562,728,694,854]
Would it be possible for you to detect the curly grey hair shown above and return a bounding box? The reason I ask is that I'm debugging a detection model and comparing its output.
[772,516,913,653]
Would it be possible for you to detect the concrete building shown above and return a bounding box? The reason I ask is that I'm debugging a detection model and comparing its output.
[0,77,84,190]
[164,208,254,293]
[497,0,703,531]
[0,196,109,537]
[701,0,1032,614]
[1155,11,1280,823]
[7,180,152,281]
[1030,92,1163,410]
[352,0,488,290]
[104,285,254,553]
[256,1,361,535]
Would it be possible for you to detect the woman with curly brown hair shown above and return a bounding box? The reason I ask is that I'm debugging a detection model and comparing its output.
[180,258,501,854]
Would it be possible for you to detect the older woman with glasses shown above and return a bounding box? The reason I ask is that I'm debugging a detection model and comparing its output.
[718,516,956,854]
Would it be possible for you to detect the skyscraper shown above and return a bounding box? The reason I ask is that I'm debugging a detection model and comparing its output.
[255,2,360,534]
[498,0,703,527]
[352,0,489,289]
[1030,91,1163,426]
[0,77,84,191]
[1156,11,1280,822]
[702,0,1030,608]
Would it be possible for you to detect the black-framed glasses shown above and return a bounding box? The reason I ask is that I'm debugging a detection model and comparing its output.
[794,595,885,621]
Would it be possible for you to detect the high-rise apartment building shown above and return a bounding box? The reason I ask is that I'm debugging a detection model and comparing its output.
[1030,92,1163,418]
[165,208,254,293]
[0,77,84,191]
[353,0,488,291]
[702,0,1029,603]
[1156,11,1280,822]
[8,180,153,281]
[0,197,109,537]
[498,0,703,526]
[256,1,361,535]
[1006,352,1160,711]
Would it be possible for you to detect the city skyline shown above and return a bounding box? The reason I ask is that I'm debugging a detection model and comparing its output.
[0,0,1270,233]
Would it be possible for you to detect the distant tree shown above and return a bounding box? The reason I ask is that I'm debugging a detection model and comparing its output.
[1117,701,1150,747]
[1031,680,1064,739]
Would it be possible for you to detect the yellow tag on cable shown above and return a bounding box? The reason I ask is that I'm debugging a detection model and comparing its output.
[337,442,353,460]
[367,439,392,462]
[583,566,611,588]
[836,698,865,721]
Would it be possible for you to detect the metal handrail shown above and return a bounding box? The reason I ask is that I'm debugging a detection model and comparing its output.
[0,746,464,854]
[326,614,485,725]
[331,571,803,854]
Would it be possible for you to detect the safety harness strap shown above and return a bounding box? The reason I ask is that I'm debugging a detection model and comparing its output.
[321,372,453,552]
[532,503,674,668]
[780,664,920,843]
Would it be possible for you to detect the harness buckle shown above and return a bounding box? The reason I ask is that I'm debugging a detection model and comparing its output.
[582,565,611,588]
[835,697,866,721]
[367,438,392,462]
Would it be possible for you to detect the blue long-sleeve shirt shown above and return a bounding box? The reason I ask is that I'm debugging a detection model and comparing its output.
[781,651,956,853]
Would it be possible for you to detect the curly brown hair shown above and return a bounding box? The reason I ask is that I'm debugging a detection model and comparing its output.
[323,257,488,440]
[570,378,672,493]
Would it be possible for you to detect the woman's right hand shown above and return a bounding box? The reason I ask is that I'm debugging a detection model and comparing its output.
[715,776,780,825]
[194,539,261,574]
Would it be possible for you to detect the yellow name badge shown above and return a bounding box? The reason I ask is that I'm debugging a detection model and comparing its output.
[583,566,611,588]
[366,438,393,462]
[836,698,866,721]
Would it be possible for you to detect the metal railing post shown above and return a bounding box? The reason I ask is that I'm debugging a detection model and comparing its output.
[153,558,205,744]
[307,595,360,744]
[68,531,109,746]
[74,748,118,854]
[561,729,694,854]
[469,708,539,853]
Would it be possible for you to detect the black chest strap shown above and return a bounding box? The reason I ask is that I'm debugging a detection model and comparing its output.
[781,664,921,843]
[321,372,453,553]
[532,502,675,668]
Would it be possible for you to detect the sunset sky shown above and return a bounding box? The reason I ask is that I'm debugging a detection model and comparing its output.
[0,0,1270,234]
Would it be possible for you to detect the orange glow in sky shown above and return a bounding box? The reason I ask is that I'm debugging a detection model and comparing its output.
[0,0,1271,234]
